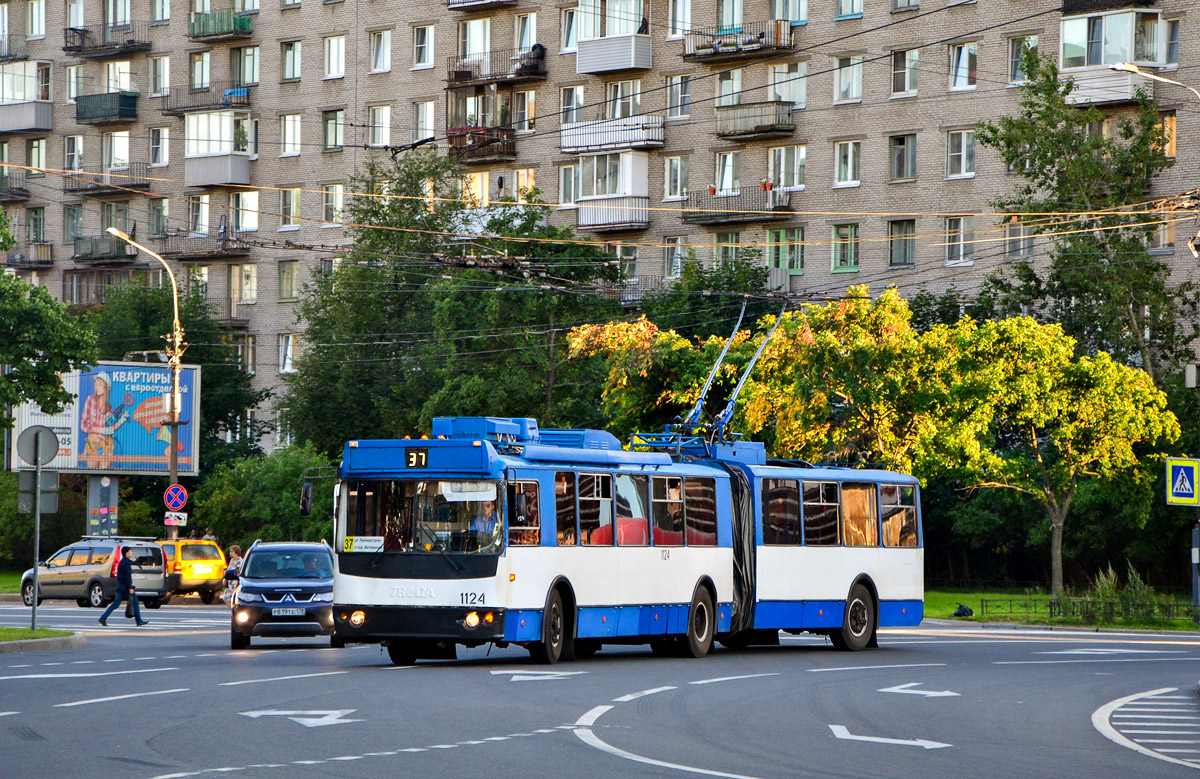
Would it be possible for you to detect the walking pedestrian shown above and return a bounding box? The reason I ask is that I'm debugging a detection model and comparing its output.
[221,545,243,605]
[99,547,149,627]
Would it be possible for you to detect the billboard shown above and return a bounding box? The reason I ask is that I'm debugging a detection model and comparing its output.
[10,361,201,476]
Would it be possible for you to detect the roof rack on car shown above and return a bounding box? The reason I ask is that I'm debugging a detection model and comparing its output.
[81,535,157,541]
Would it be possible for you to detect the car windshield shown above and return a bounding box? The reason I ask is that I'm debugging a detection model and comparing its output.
[182,545,222,561]
[340,479,503,555]
[242,550,333,579]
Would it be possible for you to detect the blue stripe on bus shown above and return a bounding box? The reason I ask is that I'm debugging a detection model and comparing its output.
[755,600,924,629]
[878,600,923,626]
[503,603,737,642]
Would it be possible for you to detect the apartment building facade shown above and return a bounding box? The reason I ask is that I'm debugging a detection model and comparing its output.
[1,0,1191,447]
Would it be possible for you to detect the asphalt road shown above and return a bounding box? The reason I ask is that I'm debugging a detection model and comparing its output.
[1,600,1198,778]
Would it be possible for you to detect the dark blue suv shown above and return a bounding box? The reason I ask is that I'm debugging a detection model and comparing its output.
[227,541,338,649]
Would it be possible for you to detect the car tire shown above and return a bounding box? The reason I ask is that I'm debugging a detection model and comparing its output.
[77,598,91,608]
[21,581,40,607]
[88,582,106,608]
[230,625,249,650]
[331,635,345,649]
[144,599,162,609]
[199,591,217,605]
[159,593,172,606]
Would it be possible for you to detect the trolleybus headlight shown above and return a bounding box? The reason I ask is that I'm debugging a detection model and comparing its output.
[464,611,480,629]
[350,610,366,627]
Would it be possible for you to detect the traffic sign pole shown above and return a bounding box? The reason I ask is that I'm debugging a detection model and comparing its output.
[32,436,41,631]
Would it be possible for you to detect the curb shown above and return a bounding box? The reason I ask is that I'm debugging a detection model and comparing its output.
[0,593,22,603]
[922,617,1200,637]
[0,633,86,654]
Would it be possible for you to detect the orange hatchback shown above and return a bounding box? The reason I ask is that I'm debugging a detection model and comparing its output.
[160,540,227,603]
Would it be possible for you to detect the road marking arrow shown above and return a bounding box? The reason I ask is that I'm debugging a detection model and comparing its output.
[490,670,588,682]
[241,709,362,728]
[829,724,951,750]
[877,682,960,698]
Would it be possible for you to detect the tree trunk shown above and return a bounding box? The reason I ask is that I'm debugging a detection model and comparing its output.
[1126,302,1156,386]
[1049,512,1065,602]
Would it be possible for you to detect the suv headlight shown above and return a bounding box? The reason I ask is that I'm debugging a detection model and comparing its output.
[313,592,334,602]
[238,591,263,603]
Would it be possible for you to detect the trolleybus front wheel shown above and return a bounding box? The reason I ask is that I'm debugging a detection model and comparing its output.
[530,589,566,664]
[830,583,875,651]
[386,641,416,666]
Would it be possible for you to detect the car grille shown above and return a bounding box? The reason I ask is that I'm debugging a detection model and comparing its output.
[260,592,318,603]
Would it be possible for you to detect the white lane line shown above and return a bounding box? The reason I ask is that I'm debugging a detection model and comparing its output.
[164,655,188,659]
[1122,731,1200,735]
[329,756,363,761]
[460,740,486,745]
[8,664,31,668]
[1113,715,1200,720]
[1136,740,1200,744]
[0,712,18,717]
[575,727,763,779]
[40,663,64,666]
[135,657,156,660]
[1093,687,1200,771]
[70,661,95,665]
[0,667,177,681]
[1159,750,1200,754]
[399,748,426,753]
[102,659,124,663]
[220,671,347,687]
[808,663,946,673]
[293,760,325,765]
[998,658,1200,666]
[483,737,509,741]
[429,744,458,749]
[614,686,676,702]
[364,752,397,756]
[55,687,188,708]
[690,673,780,686]
[194,653,218,657]
[533,730,558,734]
[576,706,613,727]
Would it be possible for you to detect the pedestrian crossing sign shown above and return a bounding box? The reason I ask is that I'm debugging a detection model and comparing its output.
[1167,458,1200,505]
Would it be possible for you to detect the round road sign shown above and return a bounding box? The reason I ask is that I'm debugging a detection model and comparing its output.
[164,484,188,511]
[16,425,58,467]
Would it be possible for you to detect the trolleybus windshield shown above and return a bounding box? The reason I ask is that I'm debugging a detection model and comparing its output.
[341,479,504,555]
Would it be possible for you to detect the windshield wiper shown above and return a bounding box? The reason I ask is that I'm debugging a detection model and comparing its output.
[418,525,463,572]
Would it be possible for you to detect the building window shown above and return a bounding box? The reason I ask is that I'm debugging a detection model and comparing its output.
[100,201,129,232]
[664,154,688,199]
[281,41,301,81]
[280,187,301,228]
[515,12,537,49]
[363,29,390,73]
[104,60,131,93]
[26,138,44,175]
[191,51,210,89]
[323,110,344,151]
[668,0,689,37]
[413,101,434,142]
[949,43,977,89]
[835,0,861,19]
[189,195,209,235]
[891,49,918,95]
[235,0,258,12]
[562,8,578,51]
[187,266,208,299]
[25,206,43,242]
[1005,217,1033,261]
[770,63,805,107]
[1167,20,1179,66]
[280,114,301,155]
[1159,113,1176,158]
[64,135,83,171]
[278,334,298,373]
[894,0,917,9]
[667,75,690,118]
[1148,217,1175,253]
[232,45,259,86]
[890,134,916,181]
[606,79,641,119]
[945,216,975,264]
[65,64,83,102]
[664,236,685,278]
[559,163,579,206]
[947,129,975,178]
[834,140,860,187]
[769,227,803,275]
[464,171,489,207]
[459,17,489,58]
[832,224,859,270]
[149,57,169,97]
[146,127,168,166]
[235,334,255,375]
[769,145,805,190]
[513,90,535,132]
[232,191,259,232]
[561,86,584,123]
[152,0,170,22]
[279,260,299,300]
[63,203,82,243]
[324,35,345,79]
[615,244,638,280]
[101,131,128,170]
[26,0,44,38]
[231,263,258,304]
[148,199,169,237]
[322,184,344,223]
[1009,35,1037,82]
[716,232,739,265]
[717,69,741,107]
[772,0,805,25]
[275,411,294,448]
[412,26,432,69]
[835,56,862,102]
[715,150,740,195]
[368,105,391,147]
[888,219,915,266]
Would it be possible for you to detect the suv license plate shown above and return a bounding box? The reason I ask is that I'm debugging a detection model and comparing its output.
[272,607,306,616]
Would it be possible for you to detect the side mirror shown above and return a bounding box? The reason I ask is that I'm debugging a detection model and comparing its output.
[224,569,239,582]
[299,481,313,517]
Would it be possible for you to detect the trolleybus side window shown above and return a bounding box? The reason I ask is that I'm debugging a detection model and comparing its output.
[580,473,614,545]
[651,475,684,546]
[684,477,718,545]
[802,481,839,546]
[841,481,879,547]
[555,471,578,546]
[763,478,800,545]
[880,483,918,547]
[615,474,650,546]
[508,480,541,546]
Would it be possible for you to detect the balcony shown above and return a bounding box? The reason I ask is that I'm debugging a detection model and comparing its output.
[684,21,794,63]
[185,153,251,186]
[5,241,53,268]
[73,234,138,263]
[682,188,792,225]
[576,34,651,74]
[598,274,667,305]
[577,195,650,232]
[561,115,664,153]
[0,100,53,133]
[0,35,27,62]
[447,0,517,7]
[75,90,138,124]
[0,170,31,202]
[715,101,795,139]
[62,163,151,195]
[188,10,253,42]
[1061,1,1155,13]
[63,22,152,58]
[219,301,252,328]
[446,46,547,87]
[161,81,252,115]
[153,232,251,259]
[448,127,517,164]
[1063,68,1153,104]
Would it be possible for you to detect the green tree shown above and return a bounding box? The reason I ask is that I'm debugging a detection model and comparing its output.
[0,273,97,426]
[640,250,775,342]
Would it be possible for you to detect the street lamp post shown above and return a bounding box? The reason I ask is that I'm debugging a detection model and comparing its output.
[105,227,186,539]
[1110,62,1200,103]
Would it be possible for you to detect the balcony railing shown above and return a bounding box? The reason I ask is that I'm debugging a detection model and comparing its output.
[1064,69,1153,104]
[682,188,792,225]
[63,22,152,57]
[161,80,252,114]
[62,163,151,194]
[153,232,251,259]
[188,10,254,41]
[75,90,139,124]
[0,100,52,133]
[577,195,650,232]
[715,101,795,139]
[598,274,667,305]
[576,34,651,74]
[446,46,547,86]
[561,114,664,153]
[447,127,517,163]
[684,21,794,62]
[5,241,53,268]
[73,234,138,263]
[447,0,517,7]
[0,170,30,202]
[0,35,27,62]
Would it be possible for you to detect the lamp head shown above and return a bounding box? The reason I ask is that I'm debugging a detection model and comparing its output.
[1110,62,1140,74]
[105,226,131,241]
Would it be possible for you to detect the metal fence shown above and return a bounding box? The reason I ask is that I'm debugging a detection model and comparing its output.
[446,46,547,85]
[684,20,794,59]
[981,598,1200,623]
[188,10,254,39]
[62,163,150,193]
[63,22,152,55]
[161,80,252,114]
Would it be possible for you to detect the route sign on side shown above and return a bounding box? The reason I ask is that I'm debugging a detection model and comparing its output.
[164,484,188,511]
[1166,458,1200,506]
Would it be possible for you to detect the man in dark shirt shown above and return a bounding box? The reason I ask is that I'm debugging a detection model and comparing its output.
[99,547,149,627]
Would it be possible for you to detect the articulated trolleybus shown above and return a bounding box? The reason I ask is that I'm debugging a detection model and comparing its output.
[331,310,923,665]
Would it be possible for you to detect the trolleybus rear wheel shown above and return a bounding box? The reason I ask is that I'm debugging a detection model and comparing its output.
[530,589,565,664]
[684,588,715,658]
[831,583,875,651]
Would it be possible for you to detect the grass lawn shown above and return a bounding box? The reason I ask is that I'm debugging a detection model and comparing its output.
[0,570,20,594]
[925,588,1198,631]
[0,627,72,642]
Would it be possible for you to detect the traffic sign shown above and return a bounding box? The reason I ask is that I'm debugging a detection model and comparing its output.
[16,426,58,467]
[164,511,188,527]
[164,484,188,511]
[1167,458,1200,505]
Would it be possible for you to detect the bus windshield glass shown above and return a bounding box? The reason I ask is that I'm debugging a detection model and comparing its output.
[341,479,503,555]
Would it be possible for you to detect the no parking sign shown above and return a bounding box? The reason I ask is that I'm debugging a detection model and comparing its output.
[164,484,188,511]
